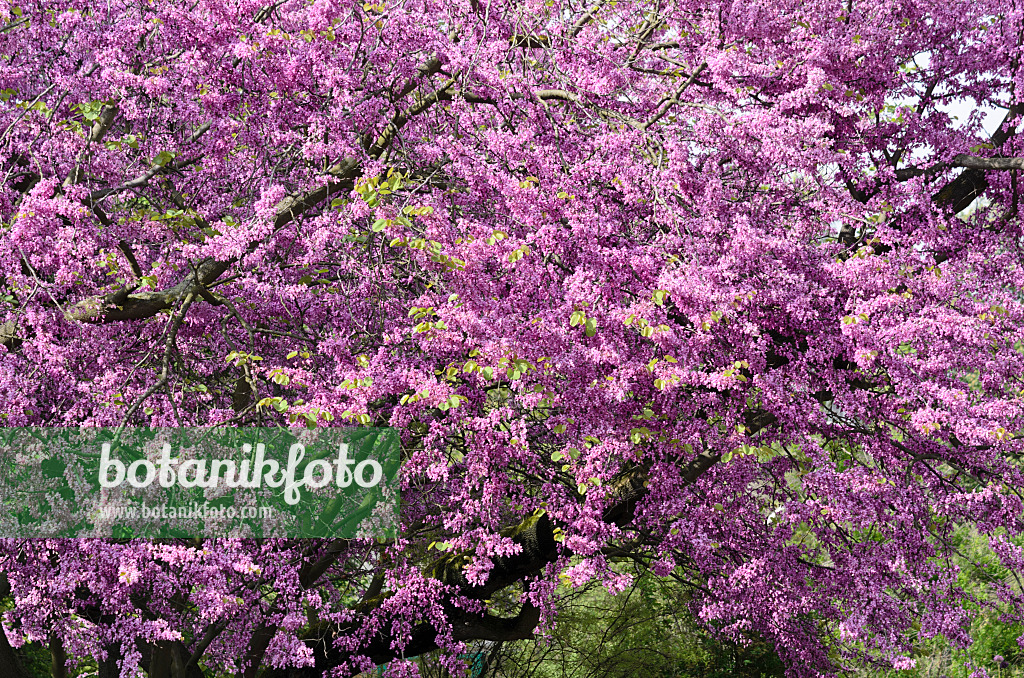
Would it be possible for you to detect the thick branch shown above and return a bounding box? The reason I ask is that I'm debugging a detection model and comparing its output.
[66,258,229,322]
[895,156,1024,182]
[950,155,1024,171]
[902,105,1022,212]
[570,0,609,36]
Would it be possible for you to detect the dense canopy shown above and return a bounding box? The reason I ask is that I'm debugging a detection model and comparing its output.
[2,0,1024,676]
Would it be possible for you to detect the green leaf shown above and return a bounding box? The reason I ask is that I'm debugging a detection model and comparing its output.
[152,151,174,167]
[78,100,103,121]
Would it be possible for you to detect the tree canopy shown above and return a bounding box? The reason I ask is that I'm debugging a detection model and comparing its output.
[2,0,1024,676]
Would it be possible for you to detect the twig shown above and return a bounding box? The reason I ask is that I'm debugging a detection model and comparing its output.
[1,84,56,143]
[113,290,196,439]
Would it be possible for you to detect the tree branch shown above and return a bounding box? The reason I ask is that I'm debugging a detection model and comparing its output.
[905,105,1022,213]
[950,155,1024,171]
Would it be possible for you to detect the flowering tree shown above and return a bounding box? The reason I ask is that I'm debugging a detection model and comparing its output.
[2,0,1024,676]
